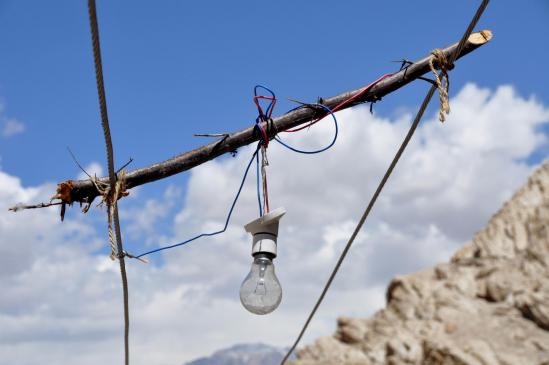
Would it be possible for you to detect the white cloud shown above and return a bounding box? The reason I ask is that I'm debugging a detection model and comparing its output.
[2,118,25,137]
[121,185,182,244]
[1,83,549,364]
[166,83,549,355]
[77,162,104,180]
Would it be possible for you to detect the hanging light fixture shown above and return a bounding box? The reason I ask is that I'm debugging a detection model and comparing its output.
[239,207,285,315]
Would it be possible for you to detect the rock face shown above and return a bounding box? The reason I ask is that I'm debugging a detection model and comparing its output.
[292,162,549,365]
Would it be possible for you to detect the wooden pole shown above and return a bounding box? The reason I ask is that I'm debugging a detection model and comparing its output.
[12,30,492,211]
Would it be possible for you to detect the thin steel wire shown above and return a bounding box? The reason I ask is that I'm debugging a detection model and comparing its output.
[87,1,130,364]
[280,1,489,363]
[280,84,437,365]
[449,0,491,66]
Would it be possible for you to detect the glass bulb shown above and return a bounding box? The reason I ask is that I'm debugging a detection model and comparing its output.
[239,253,282,315]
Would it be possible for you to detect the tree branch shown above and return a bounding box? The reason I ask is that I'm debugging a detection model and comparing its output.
[10,30,492,212]
[9,201,64,211]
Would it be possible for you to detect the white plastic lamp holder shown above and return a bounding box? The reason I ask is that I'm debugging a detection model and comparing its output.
[244,207,286,257]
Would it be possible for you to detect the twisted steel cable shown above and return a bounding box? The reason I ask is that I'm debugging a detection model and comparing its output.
[87,1,130,364]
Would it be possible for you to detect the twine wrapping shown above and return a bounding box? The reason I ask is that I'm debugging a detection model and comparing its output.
[429,49,451,122]
[91,170,127,260]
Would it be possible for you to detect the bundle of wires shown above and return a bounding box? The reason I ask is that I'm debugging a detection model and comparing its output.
[137,78,396,258]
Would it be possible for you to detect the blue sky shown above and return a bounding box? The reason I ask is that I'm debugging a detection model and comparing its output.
[1,1,549,364]
[1,0,548,186]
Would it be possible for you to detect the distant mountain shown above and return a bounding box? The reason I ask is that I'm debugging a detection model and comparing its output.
[184,343,293,365]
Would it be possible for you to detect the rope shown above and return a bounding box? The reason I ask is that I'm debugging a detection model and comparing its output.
[429,49,451,122]
[87,1,130,364]
[91,170,127,260]
[280,2,490,363]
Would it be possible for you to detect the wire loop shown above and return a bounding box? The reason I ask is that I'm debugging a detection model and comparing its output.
[253,85,277,147]
[275,103,338,154]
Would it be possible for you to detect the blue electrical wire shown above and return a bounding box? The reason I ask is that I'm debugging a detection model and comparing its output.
[135,88,338,259]
[254,85,276,118]
[275,103,338,154]
[136,143,261,258]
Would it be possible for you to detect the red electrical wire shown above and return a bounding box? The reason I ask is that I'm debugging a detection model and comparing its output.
[254,95,277,118]
[285,73,394,133]
[254,94,276,146]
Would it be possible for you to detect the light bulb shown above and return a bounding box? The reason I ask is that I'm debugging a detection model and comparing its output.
[241,207,286,315]
[239,253,282,315]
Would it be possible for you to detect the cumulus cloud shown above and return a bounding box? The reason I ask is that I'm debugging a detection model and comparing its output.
[1,83,549,364]
[0,171,118,363]
[2,118,25,137]
[121,185,182,244]
[77,162,104,180]
[166,83,549,355]
[0,102,26,137]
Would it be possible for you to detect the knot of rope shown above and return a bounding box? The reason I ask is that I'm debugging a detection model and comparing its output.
[429,48,451,123]
[91,170,128,260]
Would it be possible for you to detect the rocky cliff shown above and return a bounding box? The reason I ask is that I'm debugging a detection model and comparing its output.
[292,162,549,365]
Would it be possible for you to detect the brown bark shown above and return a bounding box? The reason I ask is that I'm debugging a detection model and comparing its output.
[14,30,493,210]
